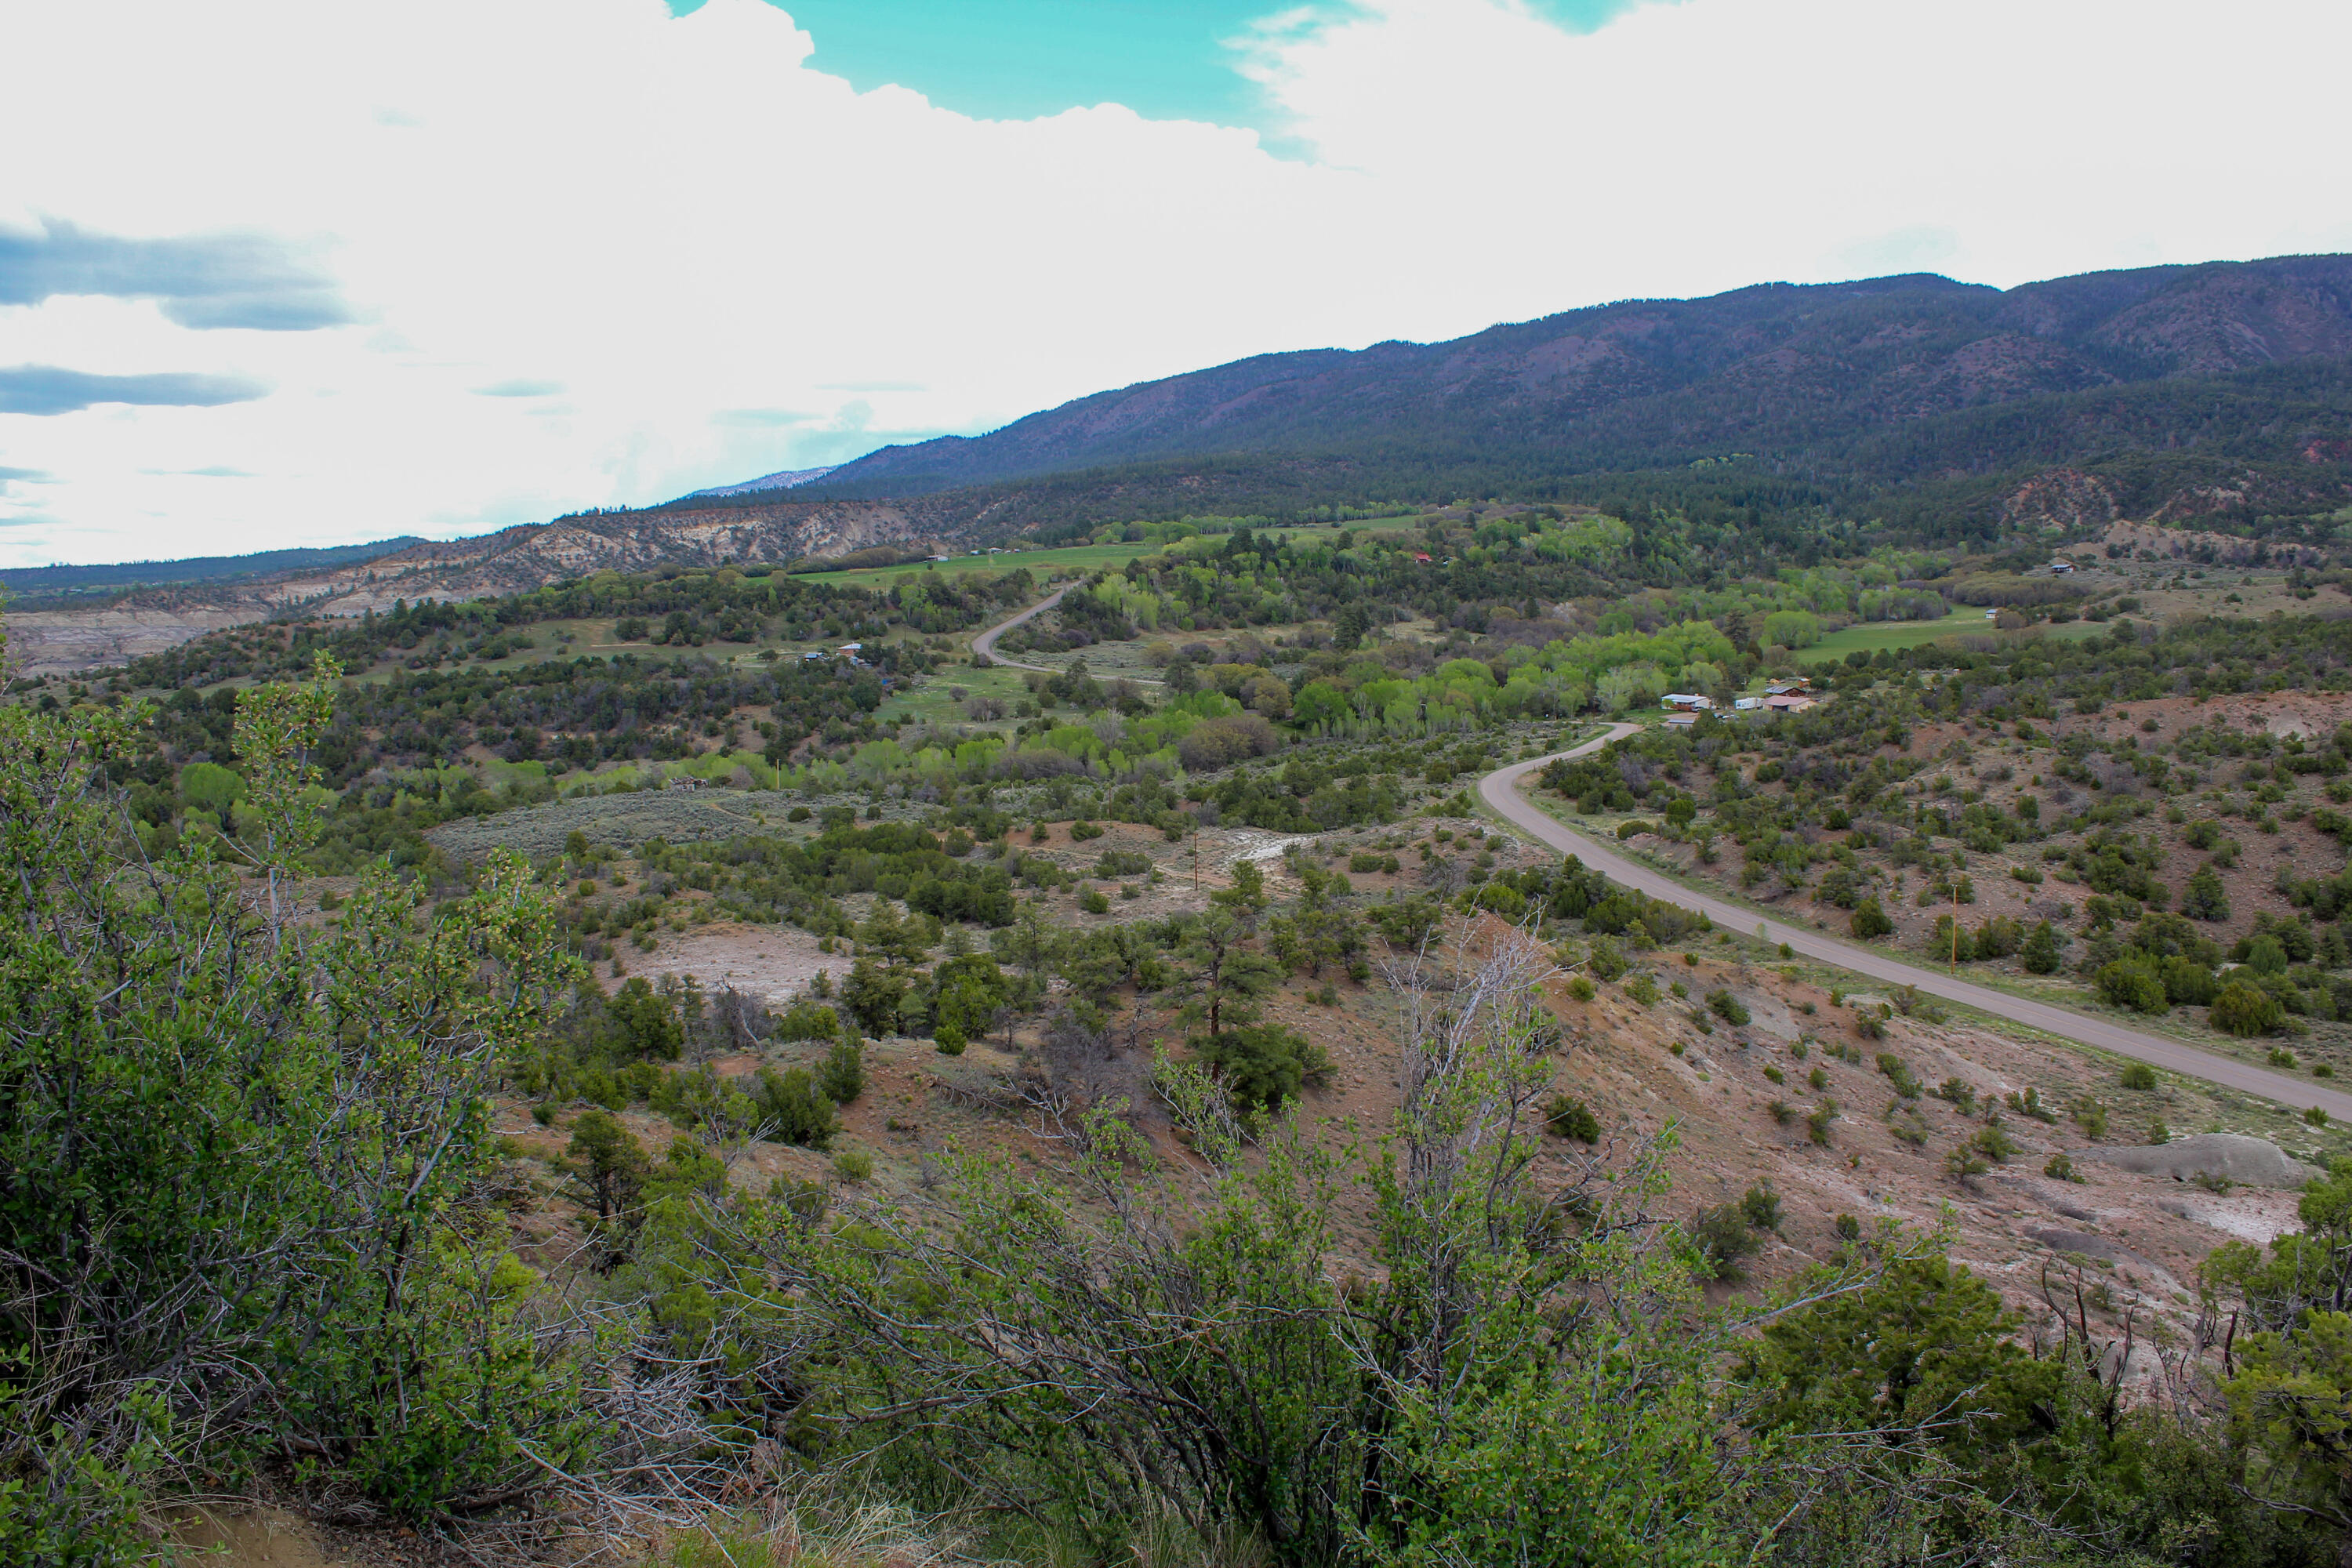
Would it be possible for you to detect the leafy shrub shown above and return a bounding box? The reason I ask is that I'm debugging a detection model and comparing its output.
[1849,898,1893,939]
[1080,887,1112,915]
[2211,981,2285,1038]
[2119,1062,2158,1090]
[1566,977,1596,1002]
[833,1148,874,1181]
[1705,989,1750,1025]
[752,1065,838,1148]
[1094,849,1154,878]
[1175,713,1279,771]
[2094,957,2169,1015]
[2044,1152,2083,1183]
[1971,1121,2019,1163]
[1875,1054,1922,1099]
[1197,1025,1331,1112]
[2180,864,2231,922]
[819,1038,866,1105]
[1544,1095,1601,1142]
[772,998,843,1041]
[1623,971,1661,1006]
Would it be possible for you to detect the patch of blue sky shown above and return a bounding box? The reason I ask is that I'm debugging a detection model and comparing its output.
[665,1,1661,128]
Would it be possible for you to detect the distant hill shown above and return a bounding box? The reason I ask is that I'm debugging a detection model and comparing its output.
[0,538,427,601]
[684,465,840,499]
[797,255,2352,535]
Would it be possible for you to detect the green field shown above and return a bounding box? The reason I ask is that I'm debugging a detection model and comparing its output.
[794,527,1341,591]
[1794,608,2103,665]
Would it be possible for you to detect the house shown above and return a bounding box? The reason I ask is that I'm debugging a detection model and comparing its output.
[1664,713,1698,729]
[1984,608,1999,620]
[838,642,863,653]
[1733,696,1763,711]
[1660,693,1715,712]
[1412,552,1432,564]
[1764,676,1812,696]
[2049,560,2074,575]
[1763,694,1817,713]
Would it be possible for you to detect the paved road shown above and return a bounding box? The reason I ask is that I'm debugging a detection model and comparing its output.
[971,589,1163,683]
[970,588,1066,673]
[1482,724,2352,1120]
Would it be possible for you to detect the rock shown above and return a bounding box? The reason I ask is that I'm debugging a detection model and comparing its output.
[2076,1133,2319,1189]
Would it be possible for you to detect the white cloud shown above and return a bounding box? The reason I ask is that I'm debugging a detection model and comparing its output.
[2,0,2350,566]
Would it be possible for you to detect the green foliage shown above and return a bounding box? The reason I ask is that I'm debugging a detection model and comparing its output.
[1704,989,1749,1025]
[2119,1062,2159,1090]
[751,1065,839,1149]
[819,1037,866,1104]
[607,975,686,1058]
[2182,862,2234,922]
[1544,1095,1601,1142]
[840,957,910,1036]
[1196,1024,1331,1112]
[0,650,602,1534]
[2020,919,2063,974]
[2095,955,2171,1015]
[1849,897,1893,939]
[2212,980,2288,1038]
[1740,1255,2058,1458]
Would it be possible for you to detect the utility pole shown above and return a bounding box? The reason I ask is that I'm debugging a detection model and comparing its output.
[1951,880,1961,975]
[1192,826,1200,894]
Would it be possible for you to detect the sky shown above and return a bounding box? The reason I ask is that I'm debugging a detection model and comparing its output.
[3,0,2350,569]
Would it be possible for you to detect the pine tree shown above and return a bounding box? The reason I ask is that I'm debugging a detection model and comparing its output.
[2020,920,2063,975]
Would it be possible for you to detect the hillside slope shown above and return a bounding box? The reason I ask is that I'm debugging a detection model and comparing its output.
[5,497,971,675]
[808,256,2352,517]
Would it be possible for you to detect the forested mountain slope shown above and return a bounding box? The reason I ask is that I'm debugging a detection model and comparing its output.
[801,255,2352,530]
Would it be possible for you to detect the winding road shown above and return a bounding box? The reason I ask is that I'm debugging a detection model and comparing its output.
[1483,723,2352,1120]
[971,588,1162,683]
[970,587,1067,673]
[971,590,2343,1118]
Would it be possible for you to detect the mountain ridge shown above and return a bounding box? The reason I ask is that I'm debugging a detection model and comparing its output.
[799,255,2352,506]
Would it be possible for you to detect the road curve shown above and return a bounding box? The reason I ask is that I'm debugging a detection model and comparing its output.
[970,589,1067,673]
[971,589,1163,683]
[1483,725,2352,1120]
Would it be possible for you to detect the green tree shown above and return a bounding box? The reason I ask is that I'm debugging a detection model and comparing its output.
[2212,980,2286,1037]
[566,1109,649,1225]
[929,950,1010,1040]
[2095,956,2170,1014]
[856,897,931,967]
[819,1036,866,1104]
[840,956,909,1036]
[2020,919,2063,974]
[0,646,597,1543]
[2181,862,2233,921]
[1739,1254,2061,1463]
[751,1065,839,1149]
[1197,1024,1330,1112]
[607,976,684,1058]
[1849,897,1893,939]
